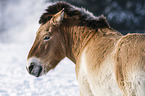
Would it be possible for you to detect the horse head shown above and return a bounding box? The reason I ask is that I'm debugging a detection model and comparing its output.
[27,9,68,77]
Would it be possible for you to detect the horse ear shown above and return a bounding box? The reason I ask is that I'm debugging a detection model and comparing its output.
[51,8,67,24]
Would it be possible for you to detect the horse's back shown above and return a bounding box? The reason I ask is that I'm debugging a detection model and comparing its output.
[115,33,145,96]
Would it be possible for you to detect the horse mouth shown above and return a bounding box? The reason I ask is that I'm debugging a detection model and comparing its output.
[27,62,43,77]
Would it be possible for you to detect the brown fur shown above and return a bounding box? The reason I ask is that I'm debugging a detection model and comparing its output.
[27,2,145,96]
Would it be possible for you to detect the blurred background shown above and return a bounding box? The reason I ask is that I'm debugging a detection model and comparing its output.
[0,0,144,95]
[60,0,145,35]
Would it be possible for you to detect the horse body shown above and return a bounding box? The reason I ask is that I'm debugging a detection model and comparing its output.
[76,28,122,96]
[77,32,145,96]
[26,2,145,96]
[78,47,121,96]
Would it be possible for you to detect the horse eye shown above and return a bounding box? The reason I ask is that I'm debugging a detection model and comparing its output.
[43,36,51,41]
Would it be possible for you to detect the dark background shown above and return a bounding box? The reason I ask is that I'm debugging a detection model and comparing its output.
[47,0,145,35]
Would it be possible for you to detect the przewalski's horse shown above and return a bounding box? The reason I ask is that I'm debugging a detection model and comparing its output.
[26,1,145,96]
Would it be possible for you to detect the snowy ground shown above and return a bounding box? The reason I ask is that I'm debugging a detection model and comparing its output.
[0,0,79,96]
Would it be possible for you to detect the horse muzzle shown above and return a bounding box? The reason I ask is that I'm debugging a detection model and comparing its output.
[26,57,43,77]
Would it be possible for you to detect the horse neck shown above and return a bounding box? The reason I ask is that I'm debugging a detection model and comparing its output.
[62,25,97,63]
[61,25,123,63]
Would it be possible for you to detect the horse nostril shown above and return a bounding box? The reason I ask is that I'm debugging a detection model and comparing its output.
[28,62,43,77]
[29,63,35,73]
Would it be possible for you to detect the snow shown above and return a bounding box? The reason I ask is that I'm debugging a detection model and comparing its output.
[0,0,79,96]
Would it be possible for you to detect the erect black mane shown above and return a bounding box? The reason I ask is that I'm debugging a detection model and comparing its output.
[39,1,110,30]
